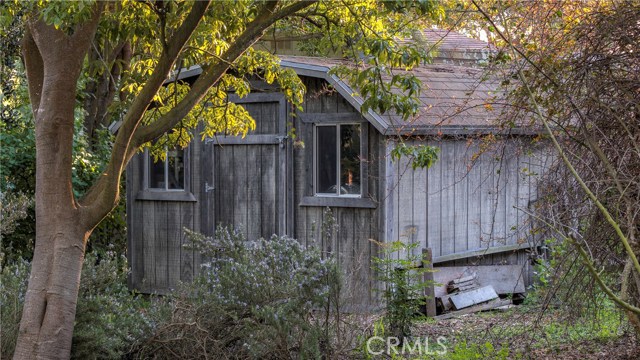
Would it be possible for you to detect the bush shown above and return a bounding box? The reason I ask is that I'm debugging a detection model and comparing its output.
[72,251,166,359]
[0,251,165,359]
[372,240,433,339]
[0,257,29,357]
[0,192,34,263]
[132,227,343,359]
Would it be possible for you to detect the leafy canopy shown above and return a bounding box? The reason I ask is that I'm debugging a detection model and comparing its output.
[2,0,448,175]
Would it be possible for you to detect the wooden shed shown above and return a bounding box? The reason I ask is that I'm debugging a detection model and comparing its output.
[126,33,550,308]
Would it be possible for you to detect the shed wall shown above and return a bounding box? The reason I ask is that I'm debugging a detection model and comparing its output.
[292,77,383,309]
[385,137,551,287]
[127,75,550,300]
[127,136,203,294]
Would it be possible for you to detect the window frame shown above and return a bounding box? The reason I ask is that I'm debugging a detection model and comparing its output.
[313,123,362,198]
[299,113,375,209]
[136,146,196,202]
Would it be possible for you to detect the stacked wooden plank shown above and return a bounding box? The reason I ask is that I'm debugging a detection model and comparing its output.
[446,273,480,294]
[432,266,523,318]
[433,265,526,298]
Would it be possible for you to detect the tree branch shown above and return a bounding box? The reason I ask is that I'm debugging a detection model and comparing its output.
[134,0,317,144]
[80,0,212,225]
[21,26,44,118]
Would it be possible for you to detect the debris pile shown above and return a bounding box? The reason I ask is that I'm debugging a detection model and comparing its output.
[430,265,523,320]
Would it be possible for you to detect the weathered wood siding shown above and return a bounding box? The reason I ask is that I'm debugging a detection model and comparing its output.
[385,137,550,287]
[127,74,550,300]
[127,137,202,294]
[206,94,289,239]
[293,77,382,309]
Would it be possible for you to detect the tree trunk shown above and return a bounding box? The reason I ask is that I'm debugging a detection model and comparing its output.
[13,102,92,358]
[13,65,91,360]
[13,223,90,359]
[14,13,102,358]
[13,71,95,358]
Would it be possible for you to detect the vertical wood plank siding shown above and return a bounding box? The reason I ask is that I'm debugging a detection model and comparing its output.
[294,77,381,309]
[127,74,549,300]
[386,137,548,285]
[127,129,202,294]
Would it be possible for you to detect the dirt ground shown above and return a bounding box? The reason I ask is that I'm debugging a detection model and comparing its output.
[412,307,640,359]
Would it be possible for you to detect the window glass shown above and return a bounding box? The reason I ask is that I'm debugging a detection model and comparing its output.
[167,149,185,190]
[316,126,337,194]
[148,155,166,189]
[340,124,361,195]
[147,147,185,190]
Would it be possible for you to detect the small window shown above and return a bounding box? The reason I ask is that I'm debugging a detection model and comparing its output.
[314,124,361,196]
[147,148,185,190]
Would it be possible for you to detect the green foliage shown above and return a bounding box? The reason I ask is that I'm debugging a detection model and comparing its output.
[0,257,30,358]
[133,227,343,359]
[442,341,510,360]
[541,296,623,345]
[0,251,162,359]
[0,58,35,194]
[373,240,434,339]
[391,142,439,170]
[330,41,432,120]
[72,251,165,360]
[0,192,33,240]
[71,112,115,198]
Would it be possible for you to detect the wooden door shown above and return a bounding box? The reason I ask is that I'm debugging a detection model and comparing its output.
[202,93,290,240]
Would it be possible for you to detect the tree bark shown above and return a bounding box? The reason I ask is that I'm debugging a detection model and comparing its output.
[14,7,102,359]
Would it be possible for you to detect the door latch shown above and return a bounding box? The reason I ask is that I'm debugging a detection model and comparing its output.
[276,135,288,148]
[205,182,215,192]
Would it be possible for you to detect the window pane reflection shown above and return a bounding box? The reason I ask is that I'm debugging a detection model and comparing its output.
[340,124,361,195]
[316,126,337,194]
[148,155,165,189]
[167,149,185,189]
[148,147,185,190]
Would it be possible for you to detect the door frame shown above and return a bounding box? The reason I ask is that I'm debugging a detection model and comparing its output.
[201,92,291,237]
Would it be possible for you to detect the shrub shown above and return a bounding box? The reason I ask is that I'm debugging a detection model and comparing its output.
[0,192,35,263]
[0,257,30,358]
[133,227,343,359]
[0,251,164,359]
[72,251,166,359]
[372,240,433,339]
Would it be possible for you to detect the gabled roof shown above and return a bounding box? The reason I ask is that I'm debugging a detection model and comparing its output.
[280,55,517,136]
[162,29,532,137]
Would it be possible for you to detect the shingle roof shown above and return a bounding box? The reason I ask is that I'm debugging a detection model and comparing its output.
[410,29,493,52]
[279,56,514,135]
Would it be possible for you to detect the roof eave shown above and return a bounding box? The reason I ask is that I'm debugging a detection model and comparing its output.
[280,60,391,134]
[384,125,542,136]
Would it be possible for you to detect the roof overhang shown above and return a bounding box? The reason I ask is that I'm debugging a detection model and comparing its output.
[279,60,391,134]
[125,60,534,137]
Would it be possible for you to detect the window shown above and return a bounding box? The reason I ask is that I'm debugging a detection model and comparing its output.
[137,146,195,202]
[314,124,361,197]
[148,148,185,190]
